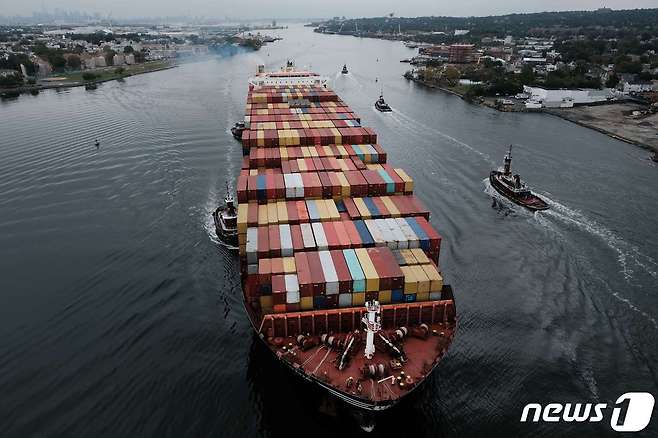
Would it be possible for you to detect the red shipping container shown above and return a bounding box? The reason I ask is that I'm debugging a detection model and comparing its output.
[237,174,248,203]
[287,200,299,224]
[306,251,326,296]
[271,257,284,275]
[247,202,258,226]
[378,248,404,290]
[268,224,281,257]
[257,226,269,259]
[366,247,392,290]
[294,252,313,298]
[415,217,442,253]
[342,220,361,248]
[372,197,389,218]
[381,164,405,193]
[296,200,309,223]
[327,172,341,197]
[274,174,285,199]
[318,172,333,198]
[332,221,351,249]
[290,224,304,251]
[265,174,275,200]
[272,275,286,305]
[330,250,352,293]
[343,197,360,219]
[258,258,272,285]
[322,222,340,250]
[362,169,385,196]
[312,157,324,172]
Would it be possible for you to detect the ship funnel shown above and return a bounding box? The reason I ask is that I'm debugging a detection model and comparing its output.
[257,64,265,73]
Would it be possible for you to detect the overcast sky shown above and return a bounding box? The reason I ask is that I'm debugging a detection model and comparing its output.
[4,0,658,18]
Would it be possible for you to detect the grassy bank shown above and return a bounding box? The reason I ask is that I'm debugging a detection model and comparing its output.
[55,61,174,84]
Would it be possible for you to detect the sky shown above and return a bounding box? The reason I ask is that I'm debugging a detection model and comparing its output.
[3,0,658,19]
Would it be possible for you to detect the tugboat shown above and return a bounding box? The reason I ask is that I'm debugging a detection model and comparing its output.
[374,94,392,112]
[231,121,246,140]
[341,64,349,74]
[489,145,549,211]
[212,183,239,248]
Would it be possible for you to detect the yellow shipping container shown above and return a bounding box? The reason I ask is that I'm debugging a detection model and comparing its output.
[282,121,290,130]
[378,290,392,304]
[309,145,319,157]
[353,198,371,219]
[297,159,308,172]
[325,199,341,220]
[316,199,330,221]
[380,196,400,217]
[300,296,314,310]
[330,127,342,144]
[257,204,268,226]
[401,266,418,293]
[412,265,430,293]
[355,248,379,291]
[336,145,348,157]
[323,145,334,157]
[282,257,296,273]
[416,292,429,302]
[276,201,288,223]
[410,248,431,265]
[394,168,414,193]
[352,292,366,306]
[260,295,273,308]
[239,233,247,245]
[267,202,278,225]
[279,147,288,160]
[301,146,311,158]
[335,172,350,197]
[237,203,248,234]
[398,249,416,266]
[421,264,444,292]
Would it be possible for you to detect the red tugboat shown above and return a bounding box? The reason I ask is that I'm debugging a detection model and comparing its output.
[235,64,457,418]
[489,145,549,211]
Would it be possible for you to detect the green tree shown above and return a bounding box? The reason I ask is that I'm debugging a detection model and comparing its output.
[114,67,125,75]
[605,73,620,88]
[519,64,536,85]
[66,54,81,70]
[82,72,97,81]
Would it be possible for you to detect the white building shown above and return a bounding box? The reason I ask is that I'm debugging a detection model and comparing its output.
[113,53,125,66]
[622,81,656,94]
[523,86,616,108]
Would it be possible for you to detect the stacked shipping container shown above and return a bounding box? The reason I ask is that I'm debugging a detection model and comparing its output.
[239,82,447,315]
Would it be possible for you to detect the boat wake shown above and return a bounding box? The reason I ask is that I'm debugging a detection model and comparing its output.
[381,109,495,165]
[482,179,658,329]
[541,197,657,282]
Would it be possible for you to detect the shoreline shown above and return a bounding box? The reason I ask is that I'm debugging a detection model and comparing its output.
[1,61,177,95]
[409,77,657,152]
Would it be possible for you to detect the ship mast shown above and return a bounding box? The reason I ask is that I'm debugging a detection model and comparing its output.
[504,144,512,176]
[362,301,381,360]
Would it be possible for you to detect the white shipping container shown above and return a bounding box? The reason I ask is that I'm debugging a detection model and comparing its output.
[284,274,299,292]
[365,219,386,247]
[246,227,259,264]
[286,291,300,304]
[318,250,339,294]
[338,293,352,307]
[312,222,328,250]
[396,218,419,249]
[300,223,316,249]
[385,218,409,250]
[279,224,293,256]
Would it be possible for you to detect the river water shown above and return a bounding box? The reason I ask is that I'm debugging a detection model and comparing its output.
[1,25,657,438]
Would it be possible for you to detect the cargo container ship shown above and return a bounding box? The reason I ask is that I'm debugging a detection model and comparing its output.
[234,62,457,412]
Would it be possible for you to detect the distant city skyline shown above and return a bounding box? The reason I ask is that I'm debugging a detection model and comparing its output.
[2,0,658,20]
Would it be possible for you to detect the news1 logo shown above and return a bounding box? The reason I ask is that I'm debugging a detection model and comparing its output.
[520,392,655,432]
